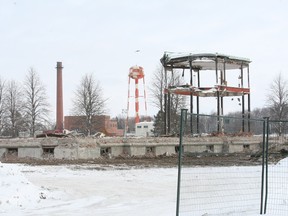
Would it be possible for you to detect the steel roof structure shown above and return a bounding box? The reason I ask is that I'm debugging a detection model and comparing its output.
[161,52,251,70]
[160,52,252,135]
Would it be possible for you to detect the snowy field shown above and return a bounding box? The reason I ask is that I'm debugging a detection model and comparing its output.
[0,158,287,216]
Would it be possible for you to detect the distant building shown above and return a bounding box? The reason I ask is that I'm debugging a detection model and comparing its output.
[135,122,154,137]
[64,115,124,136]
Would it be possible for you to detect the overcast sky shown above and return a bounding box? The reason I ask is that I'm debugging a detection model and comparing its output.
[1,0,288,122]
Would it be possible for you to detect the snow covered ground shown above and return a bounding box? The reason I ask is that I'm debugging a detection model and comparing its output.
[1,163,177,216]
[0,158,287,216]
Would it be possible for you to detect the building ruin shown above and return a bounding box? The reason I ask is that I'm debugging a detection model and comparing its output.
[160,52,251,135]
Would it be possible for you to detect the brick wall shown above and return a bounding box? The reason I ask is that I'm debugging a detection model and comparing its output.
[64,115,123,136]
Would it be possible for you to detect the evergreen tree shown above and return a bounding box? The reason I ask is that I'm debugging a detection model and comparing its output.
[152,110,165,136]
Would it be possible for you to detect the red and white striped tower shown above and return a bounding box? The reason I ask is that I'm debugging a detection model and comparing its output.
[127,65,147,125]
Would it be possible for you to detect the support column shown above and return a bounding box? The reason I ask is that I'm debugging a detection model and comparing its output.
[164,67,168,135]
[197,70,200,133]
[247,65,251,132]
[168,92,171,134]
[220,70,224,116]
[215,58,220,133]
[241,64,245,132]
[189,59,193,134]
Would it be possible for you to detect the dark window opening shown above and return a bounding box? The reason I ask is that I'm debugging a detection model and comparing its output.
[243,144,250,150]
[7,148,18,156]
[146,146,156,155]
[175,145,184,153]
[100,147,111,156]
[207,145,214,152]
[43,147,55,158]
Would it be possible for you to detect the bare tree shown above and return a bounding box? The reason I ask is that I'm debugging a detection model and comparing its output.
[266,73,288,120]
[72,73,107,136]
[23,68,50,136]
[150,64,165,112]
[0,77,6,135]
[169,74,187,110]
[266,73,288,135]
[5,80,24,137]
[149,64,186,134]
[150,64,186,112]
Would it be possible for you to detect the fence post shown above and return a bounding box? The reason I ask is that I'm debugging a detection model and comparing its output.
[260,118,266,214]
[264,117,270,214]
[176,109,188,216]
[260,117,270,214]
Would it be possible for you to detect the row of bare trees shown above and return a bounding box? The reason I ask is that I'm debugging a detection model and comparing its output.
[0,68,50,137]
[0,69,108,138]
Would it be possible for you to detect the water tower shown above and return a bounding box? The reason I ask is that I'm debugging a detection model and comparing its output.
[127,65,147,125]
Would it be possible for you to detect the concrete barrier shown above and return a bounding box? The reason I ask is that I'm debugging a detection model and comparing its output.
[0,148,6,157]
[54,145,78,160]
[18,147,42,159]
[128,145,146,156]
[0,136,263,160]
[78,146,100,159]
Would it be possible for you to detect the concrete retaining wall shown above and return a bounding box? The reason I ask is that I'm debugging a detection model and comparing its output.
[54,145,78,160]
[109,145,123,156]
[128,145,146,156]
[78,147,100,159]
[155,145,175,155]
[0,136,263,160]
[0,148,6,158]
[18,147,43,159]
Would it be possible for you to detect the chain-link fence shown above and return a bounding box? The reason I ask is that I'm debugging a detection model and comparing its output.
[265,120,288,215]
[176,110,288,215]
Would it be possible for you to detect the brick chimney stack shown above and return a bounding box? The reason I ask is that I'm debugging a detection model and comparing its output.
[56,62,64,132]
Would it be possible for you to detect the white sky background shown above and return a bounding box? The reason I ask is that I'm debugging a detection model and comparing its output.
[1,0,288,122]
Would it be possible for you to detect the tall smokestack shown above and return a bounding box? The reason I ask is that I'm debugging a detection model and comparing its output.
[56,62,64,132]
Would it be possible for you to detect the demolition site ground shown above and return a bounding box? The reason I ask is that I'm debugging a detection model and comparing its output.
[1,152,285,168]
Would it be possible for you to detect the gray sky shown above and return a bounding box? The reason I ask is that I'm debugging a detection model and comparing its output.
[1,0,288,122]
